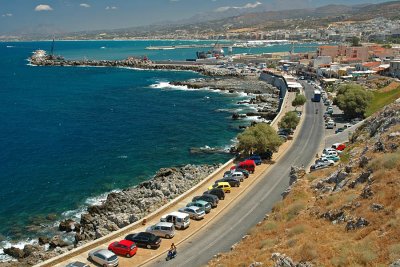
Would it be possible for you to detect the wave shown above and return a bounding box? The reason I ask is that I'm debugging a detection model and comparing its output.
[61,189,121,221]
[0,239,37,263]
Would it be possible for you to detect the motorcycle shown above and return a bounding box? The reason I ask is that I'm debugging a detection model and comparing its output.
[166,250,177,261]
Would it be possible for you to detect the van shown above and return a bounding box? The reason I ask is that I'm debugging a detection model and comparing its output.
[160,211,190,230]
[326,121,335,129]
[146,222,175,239]
[237,160,256,173]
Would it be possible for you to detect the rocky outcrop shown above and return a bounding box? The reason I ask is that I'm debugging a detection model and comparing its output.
[75,164,219,243]
[271,253,313,267]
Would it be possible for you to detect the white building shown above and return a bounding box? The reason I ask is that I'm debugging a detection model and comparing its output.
[389,60,400,78]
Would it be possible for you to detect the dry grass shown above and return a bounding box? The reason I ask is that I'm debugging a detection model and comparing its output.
[380,81,400,93]
[208,127,400,267]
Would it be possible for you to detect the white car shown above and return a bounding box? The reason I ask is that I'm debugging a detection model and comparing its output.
[315,157,335,166]
[322,150,338,157]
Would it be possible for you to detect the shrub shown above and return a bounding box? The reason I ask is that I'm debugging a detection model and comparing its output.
[288,224,306,237]
[389,243,400,261]
[299,243,318,261]
[286,202,306,221]
[278,111,300,131]
[292,93,307,109]
[259,238,277,249]
[263,222,277,231]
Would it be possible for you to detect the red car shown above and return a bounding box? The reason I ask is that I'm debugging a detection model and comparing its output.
[108,240,138,258]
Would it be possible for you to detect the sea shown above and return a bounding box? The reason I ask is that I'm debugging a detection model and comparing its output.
[0,40,319,258]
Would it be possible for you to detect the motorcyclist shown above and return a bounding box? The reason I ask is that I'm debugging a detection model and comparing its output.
[168,243,177,258]
[316,108,319,114]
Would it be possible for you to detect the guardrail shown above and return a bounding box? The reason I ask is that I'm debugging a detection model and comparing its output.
[35,158,234,267]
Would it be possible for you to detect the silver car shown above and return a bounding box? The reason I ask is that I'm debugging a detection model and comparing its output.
[65,262,90,267]
[146,222,175,239]
[88,249,118,267]
[178,206,205,220]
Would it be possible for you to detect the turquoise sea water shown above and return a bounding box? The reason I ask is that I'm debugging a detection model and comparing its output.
[0,40,319,250]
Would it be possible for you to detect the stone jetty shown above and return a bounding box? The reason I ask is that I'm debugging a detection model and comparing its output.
[28,52,241,77]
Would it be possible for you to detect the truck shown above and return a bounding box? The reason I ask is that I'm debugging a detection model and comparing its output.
[312,90,321,102]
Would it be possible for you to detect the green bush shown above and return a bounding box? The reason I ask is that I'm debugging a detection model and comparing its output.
[334,84,373,119]
[278,111,300,131]
[292,93,307,109]
[237,123,283,156]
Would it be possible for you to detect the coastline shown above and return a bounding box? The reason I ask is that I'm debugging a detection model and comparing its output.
[1,53,281,265]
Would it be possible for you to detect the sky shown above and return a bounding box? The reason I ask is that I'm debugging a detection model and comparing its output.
[0,0,391,35]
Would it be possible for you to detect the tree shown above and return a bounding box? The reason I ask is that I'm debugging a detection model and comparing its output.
[237,123,283,156]
[351,36,361,47]
[292,93,307,110]
[334,84,372,119]
[278,111,300,131]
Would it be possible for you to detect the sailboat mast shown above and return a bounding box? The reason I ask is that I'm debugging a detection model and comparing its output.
[50,38,55,56]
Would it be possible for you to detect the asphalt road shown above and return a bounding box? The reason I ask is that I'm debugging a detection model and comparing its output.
[145,82,324,267]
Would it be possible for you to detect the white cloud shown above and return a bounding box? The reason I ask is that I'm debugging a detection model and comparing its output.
[34,4,53,11]
[80,3,91,8]
[214,1,262,12]
[2,13,13,17]
[105,6,118,10]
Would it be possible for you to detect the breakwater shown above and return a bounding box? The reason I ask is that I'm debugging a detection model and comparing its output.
[28,54,240,77]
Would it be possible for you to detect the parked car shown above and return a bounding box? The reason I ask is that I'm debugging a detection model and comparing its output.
[193,194,218,208]
[146,222,175,239]
[224,171,245,182]
[351,118,362,124]
[178,206,205,220]
[247,155,262,165]
[186,200,212,213]
[208,182,231,193]
[324,154,340,162]
[216,177,240,187]
[88,249,118,267]
[65,262,90,267]
[108,239,137,258]
[315,158,335,166]
[278,134,288,141]
[160,211,190,230]
[331,143,346,151]
[237,159,256,173]
[322,150,338,157]
[335,127,344,134]
[310,162,329,172]
[204,188,225,200]
[343,123,352,129]
[258,150,273,160]
[235,168,250,178]
[125,232,162,249]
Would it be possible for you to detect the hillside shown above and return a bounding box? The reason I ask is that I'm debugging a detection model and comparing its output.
[208,100,400,266]
[22,1,400,40]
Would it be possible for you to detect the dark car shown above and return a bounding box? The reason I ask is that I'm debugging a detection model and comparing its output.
[335,127,344,134]
[192,194,218,208]
[203,188,225,200]
[65,262,90,267]
[124,232,161,249]
[258,150,273,160]
[247,155,262,165]
[215,178,240,187]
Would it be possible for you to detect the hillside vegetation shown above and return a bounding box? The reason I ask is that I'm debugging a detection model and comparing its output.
[208,101,400,267]
[366,83,400,117]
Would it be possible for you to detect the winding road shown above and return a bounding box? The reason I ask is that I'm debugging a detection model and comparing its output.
[144,81,324,267]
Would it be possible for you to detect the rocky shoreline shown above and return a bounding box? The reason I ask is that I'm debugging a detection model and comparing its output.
[172,77,280,121]
[3,54,284,266]
[2,164,220,266]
